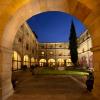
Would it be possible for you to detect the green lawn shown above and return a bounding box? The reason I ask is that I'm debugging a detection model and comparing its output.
[37,68,89,76]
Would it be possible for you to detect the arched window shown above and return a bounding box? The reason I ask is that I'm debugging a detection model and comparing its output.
[12,51,21,70]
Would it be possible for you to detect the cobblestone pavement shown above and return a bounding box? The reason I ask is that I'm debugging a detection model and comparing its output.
[8,71,99,100]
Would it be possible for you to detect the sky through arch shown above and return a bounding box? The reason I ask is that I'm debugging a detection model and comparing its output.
[27,11,86,43]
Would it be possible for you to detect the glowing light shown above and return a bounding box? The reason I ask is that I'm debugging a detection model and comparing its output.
[40,59,46,63]
[31,57,35,62]
[57,58,64,62]
[48,59,55,63]
[24,55,29,61]
[13,51,21,61]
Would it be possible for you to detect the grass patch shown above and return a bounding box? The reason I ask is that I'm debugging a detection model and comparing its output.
[37,68,88,76]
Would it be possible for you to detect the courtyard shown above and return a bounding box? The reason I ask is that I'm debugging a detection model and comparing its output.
[8,70,99,100]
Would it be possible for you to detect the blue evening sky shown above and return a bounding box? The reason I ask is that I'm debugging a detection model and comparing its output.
[27,11,86,43]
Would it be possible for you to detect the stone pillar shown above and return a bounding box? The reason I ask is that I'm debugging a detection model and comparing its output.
[92,46,100,97]
[0,61,2,100]
[86,14,100,97]
[0,46,14,100]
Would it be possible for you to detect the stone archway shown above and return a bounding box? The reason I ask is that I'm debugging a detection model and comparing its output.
[0,0,100,99]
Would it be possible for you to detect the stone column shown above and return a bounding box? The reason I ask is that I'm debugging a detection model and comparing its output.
[86,14,100,97]
[0,46,14,100]
[0,61,2,100]
[92,46,100,97]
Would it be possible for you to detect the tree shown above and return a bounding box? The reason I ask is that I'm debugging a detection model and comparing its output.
[69,21,78,66]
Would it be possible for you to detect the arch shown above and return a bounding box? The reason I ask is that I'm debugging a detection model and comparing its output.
[66,58,73,66]
[48,59,55,63]
[12,51,22,70]
[31,57,35,65]
[23,55,30,68]
[57,58,64,66]
[48,59,55,67]
[1,0,94,49]
[0,0,100,99]
[39,59,46,67]
[39,59,46,63]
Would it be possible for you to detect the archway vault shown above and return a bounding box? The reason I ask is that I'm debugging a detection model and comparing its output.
[0,0,100,100]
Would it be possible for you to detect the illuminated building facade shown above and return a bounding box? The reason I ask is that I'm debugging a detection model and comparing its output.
[13,23,92,70]
[38,42,72,67]
[12,22,39,71]
[38,30,93,69]
[78,30,93,69]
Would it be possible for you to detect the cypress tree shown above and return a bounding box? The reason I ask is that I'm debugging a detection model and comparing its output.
[69,21,78,66]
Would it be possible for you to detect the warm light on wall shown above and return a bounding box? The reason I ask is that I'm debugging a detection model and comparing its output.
[57,58,64,63]
[41,52,44,55]
[13,51,21,61]
[39,59,46,63]
[66,59,71,62]
[48,59,55,63]
[23,55,30,67]
[24,55,29,61]
[6,0,31,16]
[50,52,53,54]
[13,51,17,60]
[31,57,35,62]
[12,51,21,70]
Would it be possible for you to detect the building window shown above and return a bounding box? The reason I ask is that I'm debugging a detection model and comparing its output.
[59,53,62,56]
[26,32,29,36]
[31,57,35,66]
[50,52,53,55]
[50,45,53,48]
[59,45,62,48]
[18,38,22,42]
[32,48,34,54]
[82,48,84,53]
[33,40,34,44]
[41,52,44,55]
[41,45,44,49]
[26,43,29,50]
